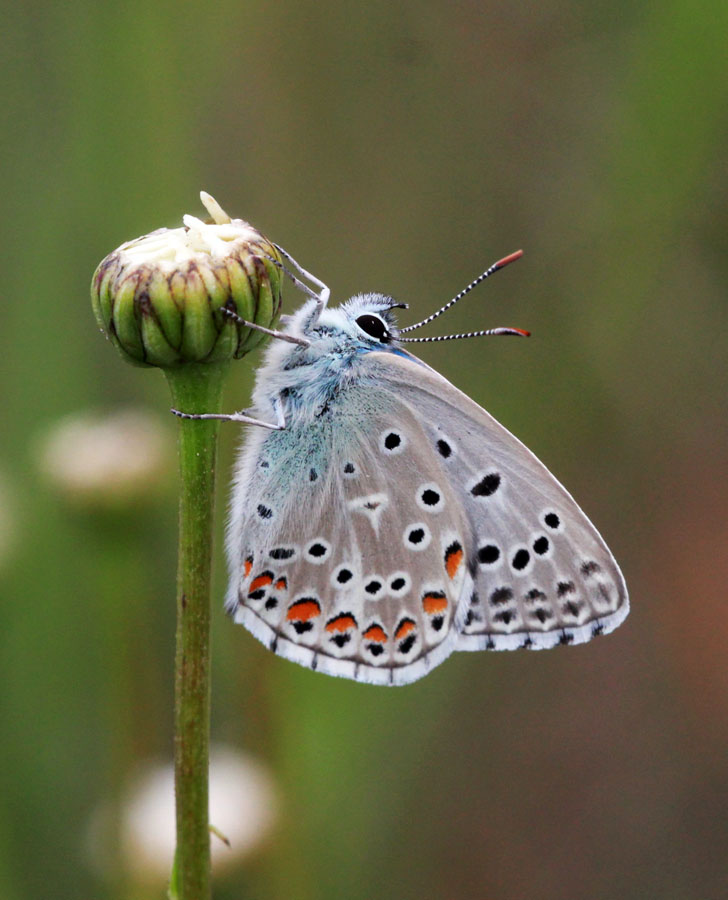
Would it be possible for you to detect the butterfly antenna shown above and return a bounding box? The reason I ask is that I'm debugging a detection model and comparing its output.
[399,326,529,343]
[399,249,523,333]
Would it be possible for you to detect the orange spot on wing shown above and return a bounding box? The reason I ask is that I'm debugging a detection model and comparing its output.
[363,624,387,643]
[394,619,416,640]
[422,592,448,615]
[325,614,357,633]
[286,599,321,622]
[249,573,273,592]
[244,557,253,577]
[275,577,287,591]
[445,547,463,578]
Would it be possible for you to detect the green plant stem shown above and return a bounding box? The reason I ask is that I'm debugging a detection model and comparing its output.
[165,361,230,900]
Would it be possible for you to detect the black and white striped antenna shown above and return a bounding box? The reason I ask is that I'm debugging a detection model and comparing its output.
[400,249,523,333]
[399,326,529,343]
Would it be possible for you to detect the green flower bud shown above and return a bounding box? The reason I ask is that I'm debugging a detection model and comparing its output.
[91,192,283,367]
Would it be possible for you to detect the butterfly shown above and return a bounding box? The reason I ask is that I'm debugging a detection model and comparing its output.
[176,246,628,685]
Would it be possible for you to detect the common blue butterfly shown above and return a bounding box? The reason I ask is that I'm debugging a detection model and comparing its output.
[176,246,628,685]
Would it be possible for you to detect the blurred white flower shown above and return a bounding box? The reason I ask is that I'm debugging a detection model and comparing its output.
[88,746,278,885]
[37,409,173,508]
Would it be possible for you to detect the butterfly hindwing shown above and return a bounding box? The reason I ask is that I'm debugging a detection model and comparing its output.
[370,351,630,651]
[227,383,473,685]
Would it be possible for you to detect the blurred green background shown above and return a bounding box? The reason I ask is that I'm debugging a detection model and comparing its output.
[2,0,727,898]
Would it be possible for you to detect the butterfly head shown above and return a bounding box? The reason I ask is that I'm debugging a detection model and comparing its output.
[257,247,528,390]
[282,292,408,353]
[338,293,408,346]
[252,294,414,409]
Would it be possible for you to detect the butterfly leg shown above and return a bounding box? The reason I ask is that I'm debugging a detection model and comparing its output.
[220,307,310,347]
[171,395,287,430]
[263,256,321,304]
[271,243,330,322]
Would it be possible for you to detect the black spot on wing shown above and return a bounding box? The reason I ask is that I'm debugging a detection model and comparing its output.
[398,634,416,654]
[490,587,514,606]
[493,610,514,624]
[471,473,501,497]
[383,431,401,451]
[563,600,582,617]
[269,547,295,560]
[477,544,500,565]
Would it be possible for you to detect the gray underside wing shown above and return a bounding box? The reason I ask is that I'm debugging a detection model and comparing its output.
[226,351,628,685]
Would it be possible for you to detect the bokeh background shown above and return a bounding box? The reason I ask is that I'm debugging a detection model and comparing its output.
[2,1,727,898]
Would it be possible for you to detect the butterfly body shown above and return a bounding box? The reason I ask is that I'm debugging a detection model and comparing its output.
[225,284,628,686]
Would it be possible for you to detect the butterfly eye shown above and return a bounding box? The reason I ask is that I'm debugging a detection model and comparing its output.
[356,314,390,342]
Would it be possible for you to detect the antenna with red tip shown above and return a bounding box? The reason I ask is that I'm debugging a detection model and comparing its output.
[399,249,524,334]
[399,326,530,343]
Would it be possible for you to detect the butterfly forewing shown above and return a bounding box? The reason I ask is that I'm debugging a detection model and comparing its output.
[370,351,629,652]
[227,386,474,685]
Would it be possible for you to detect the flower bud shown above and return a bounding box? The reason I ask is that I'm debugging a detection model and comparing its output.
[91,192,283,367]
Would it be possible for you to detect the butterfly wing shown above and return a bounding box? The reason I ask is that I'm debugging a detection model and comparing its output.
[226,382,477,685]
[226,349,628,685]
[369,350,629,652]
